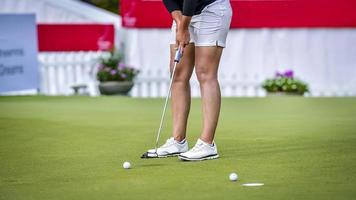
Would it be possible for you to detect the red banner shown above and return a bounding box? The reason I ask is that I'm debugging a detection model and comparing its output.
[38,24,115,52]
[121,0,356,28]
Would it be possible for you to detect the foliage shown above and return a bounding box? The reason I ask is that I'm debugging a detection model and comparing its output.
[96,50,139,82]
[262,70,309,95]
[80,0,120,14]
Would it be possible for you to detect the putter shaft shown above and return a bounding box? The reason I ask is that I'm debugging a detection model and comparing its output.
[154,49,181,153]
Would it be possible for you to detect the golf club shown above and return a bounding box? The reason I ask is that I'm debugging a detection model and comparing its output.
[141,48,182,158]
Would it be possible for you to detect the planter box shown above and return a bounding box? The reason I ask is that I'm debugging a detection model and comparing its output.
[98,81,134,95]
[267,92,304,96]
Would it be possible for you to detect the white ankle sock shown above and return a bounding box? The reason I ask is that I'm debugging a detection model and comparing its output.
[177,139,186,144]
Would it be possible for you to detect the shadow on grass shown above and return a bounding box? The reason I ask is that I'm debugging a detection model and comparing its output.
[137,163,167,168]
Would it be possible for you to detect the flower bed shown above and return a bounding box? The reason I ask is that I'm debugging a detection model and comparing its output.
[262,70,309,95]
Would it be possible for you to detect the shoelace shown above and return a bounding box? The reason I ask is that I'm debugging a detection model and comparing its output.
[160,138,175,148]
[190,142,204,152]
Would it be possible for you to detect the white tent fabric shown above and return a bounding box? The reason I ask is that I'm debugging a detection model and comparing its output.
[124,28,356,96]
[0,0,122,45]
[0,0,120,24]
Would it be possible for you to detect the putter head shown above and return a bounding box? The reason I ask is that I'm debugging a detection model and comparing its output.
[141,151,159,159]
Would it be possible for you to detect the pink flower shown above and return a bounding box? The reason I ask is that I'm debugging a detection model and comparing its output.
[283,70,294,78]
[118,63,125,69]
[110,70,117,75]
[98,65,104,71]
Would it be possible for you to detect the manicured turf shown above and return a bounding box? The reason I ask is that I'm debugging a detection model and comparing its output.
[1,96,356,200]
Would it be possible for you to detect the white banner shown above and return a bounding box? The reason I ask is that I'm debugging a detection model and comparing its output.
[0,14,39,93]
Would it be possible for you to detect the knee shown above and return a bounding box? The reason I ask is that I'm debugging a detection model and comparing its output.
[195,66,217,84]
[172,69,190,85]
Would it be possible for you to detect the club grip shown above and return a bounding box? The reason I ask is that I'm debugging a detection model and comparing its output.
[174,48,183,63]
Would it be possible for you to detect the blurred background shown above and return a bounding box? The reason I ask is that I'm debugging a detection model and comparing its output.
[1,0,356,97]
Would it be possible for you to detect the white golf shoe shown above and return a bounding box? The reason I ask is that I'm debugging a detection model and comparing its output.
[178,139,219,161]
[147,137,188,157]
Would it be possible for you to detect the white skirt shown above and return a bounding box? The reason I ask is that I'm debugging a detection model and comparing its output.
[170,0,233,48]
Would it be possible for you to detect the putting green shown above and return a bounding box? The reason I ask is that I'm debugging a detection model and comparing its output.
[1,96,356,200]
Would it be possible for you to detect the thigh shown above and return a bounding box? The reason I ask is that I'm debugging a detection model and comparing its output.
[195,46,223,77]
[170,44,195,81]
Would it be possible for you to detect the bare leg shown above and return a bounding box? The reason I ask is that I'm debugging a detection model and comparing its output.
[170,44,195,141]
[195,46,223,144]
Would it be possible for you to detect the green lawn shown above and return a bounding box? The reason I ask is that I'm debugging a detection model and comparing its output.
[0,96,356,200]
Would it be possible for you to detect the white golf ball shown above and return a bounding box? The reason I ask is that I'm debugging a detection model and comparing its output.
[123,161,131,169]
[229,172,238,181]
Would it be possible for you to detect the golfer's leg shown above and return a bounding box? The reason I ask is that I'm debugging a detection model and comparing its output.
[195,46,223,144]
[170,44,195,141]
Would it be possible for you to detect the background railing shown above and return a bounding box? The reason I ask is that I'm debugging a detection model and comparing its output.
[38,52,265,97]
[38,52,102,96]
[38,52,355,97]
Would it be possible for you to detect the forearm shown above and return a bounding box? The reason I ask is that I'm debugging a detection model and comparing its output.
[171,10,183,24]
[164,0,194,49]
[163,0,195,24]
[179,0,195,29]
[171,11,191,31]
[176,15,192,49]
[178,16,192,31]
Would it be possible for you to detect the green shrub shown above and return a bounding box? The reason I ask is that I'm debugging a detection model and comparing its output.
[262,70,309,95]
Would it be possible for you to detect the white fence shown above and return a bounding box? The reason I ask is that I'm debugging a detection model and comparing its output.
[38,51,356,97]
[131,67,264,97]
[38,51,265,97]
[39,52,101,96]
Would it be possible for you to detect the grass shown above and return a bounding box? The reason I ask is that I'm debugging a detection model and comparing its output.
[0,96,356,200]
